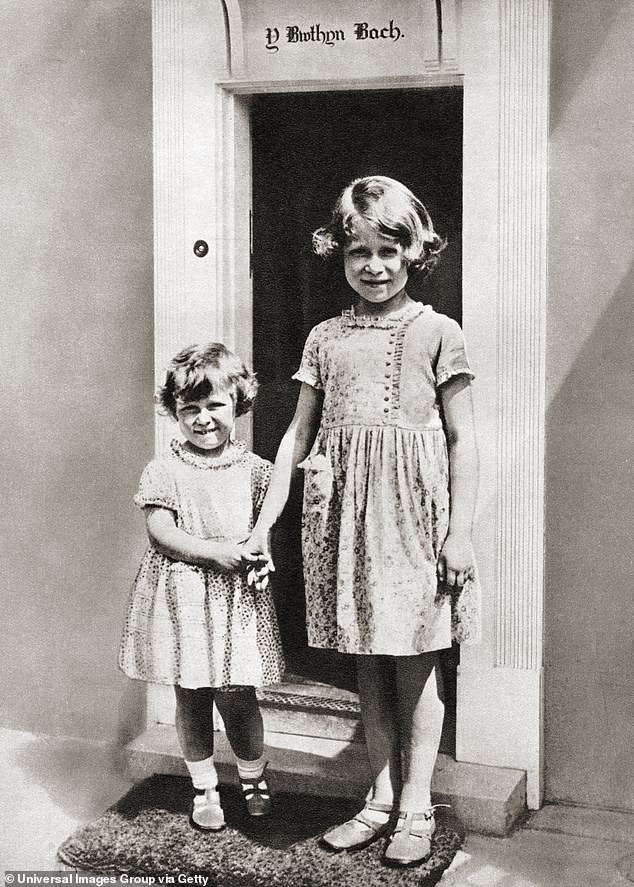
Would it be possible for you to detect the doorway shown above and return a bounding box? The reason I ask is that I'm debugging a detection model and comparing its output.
[251,88,463,750]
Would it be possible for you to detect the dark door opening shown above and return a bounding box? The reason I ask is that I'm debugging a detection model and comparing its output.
[251,88,463,752]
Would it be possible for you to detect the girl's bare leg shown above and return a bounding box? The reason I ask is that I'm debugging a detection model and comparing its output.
[394,652,445,812]
[322,655,399,849]
[213,686,264,761]
[214,686,270,817]
[356,654,401,806]
[174,686,215,761]
[174,686,225,829]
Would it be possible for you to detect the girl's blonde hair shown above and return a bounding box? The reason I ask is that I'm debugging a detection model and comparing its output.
[158,342,258,419]
[312,175,446,275]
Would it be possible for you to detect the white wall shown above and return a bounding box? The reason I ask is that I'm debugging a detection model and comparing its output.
[546,0,634,810]
[0,0,154,744]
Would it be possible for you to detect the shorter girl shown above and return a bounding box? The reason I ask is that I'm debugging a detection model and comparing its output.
[119,343,284,831]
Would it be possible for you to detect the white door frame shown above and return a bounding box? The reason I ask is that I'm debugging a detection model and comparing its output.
[150,0,549,808]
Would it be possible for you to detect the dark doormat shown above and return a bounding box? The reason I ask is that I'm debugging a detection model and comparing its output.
[57,775,464,885]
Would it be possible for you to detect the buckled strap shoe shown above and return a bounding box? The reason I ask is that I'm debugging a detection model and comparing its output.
[240,763,272,817]
[190,788,226,831]
[383,807,441,867]
[322,800,393,852]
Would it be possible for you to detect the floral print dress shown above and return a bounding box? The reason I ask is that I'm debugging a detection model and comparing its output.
[119,439,285,689]
[293,299,481,656]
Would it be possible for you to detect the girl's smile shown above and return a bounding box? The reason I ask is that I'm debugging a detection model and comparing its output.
[175,390,235,455]
[343,218,409,310]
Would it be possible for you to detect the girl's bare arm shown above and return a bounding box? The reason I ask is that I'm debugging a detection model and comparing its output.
[242,382,323,566]
[439,374,479,587]
[146,507,243,572]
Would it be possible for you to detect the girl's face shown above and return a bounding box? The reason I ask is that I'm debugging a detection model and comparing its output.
[175,389,235,454]
[343,217,409,306]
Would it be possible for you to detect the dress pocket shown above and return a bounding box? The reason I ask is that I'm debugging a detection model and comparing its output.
[298,452,334,506]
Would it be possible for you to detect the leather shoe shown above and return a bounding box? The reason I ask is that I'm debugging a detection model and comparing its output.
[322,800,392,851]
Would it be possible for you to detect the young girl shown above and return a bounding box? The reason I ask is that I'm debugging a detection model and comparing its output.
[243,176,480,867]
[119,343,284,831]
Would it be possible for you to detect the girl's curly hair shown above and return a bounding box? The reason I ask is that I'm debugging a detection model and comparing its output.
[158,342,258,419]
[312,175,446,276]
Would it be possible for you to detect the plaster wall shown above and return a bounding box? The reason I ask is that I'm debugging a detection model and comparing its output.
[546,0,634,810]
[0,0,154,743]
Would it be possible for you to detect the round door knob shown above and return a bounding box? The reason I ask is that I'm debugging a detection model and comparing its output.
[193,240,209,258]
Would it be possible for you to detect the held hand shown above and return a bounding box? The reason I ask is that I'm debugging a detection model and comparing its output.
[239,531,275,592]
[240,530,274,572]
[210,541,244,573]
[438,532,475,589]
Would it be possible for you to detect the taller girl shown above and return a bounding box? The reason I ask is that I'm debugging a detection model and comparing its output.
[244,176,480,867]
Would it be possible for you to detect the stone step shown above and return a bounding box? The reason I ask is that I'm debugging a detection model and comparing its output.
[125,722,526,836]
[256,684,363,742]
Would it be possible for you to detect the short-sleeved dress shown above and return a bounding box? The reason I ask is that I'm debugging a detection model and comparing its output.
[119,439,285,689]
[293,299,481,656]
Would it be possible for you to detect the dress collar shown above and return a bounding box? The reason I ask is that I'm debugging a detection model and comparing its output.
[170,438,248,469]
[342,299,427,328]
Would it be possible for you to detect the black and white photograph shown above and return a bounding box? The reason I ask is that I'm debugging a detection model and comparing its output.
[2,1,633,884]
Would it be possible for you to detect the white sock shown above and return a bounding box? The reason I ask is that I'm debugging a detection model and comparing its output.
[236,754,266,780]
[185,755,219,791]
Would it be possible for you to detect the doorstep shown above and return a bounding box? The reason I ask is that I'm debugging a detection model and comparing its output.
[125,682,526,837]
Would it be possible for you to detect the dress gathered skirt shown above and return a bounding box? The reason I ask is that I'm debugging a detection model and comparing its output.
[294,300,481,656]
[119,439,285,689]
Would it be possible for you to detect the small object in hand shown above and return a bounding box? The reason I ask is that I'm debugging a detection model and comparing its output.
[247,565,269,591]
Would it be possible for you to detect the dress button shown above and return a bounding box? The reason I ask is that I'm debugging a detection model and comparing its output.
[384,407,389,413]
[384,395,389,401]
